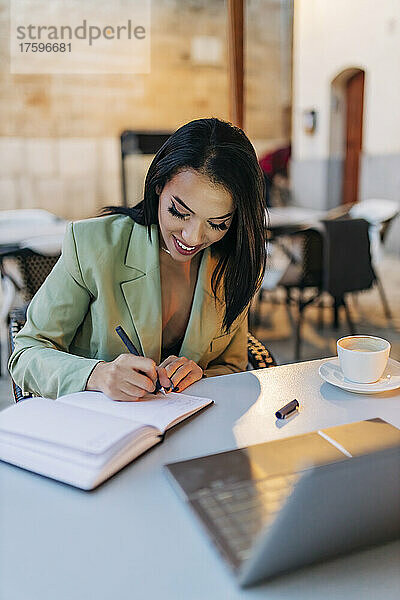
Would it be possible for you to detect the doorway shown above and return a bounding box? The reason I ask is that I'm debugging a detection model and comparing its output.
[328,68,365,207]
[342,70,365,204]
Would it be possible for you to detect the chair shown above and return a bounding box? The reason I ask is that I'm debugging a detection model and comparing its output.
[277,228,324,359]
[0,210,65,378]
[322,218,376,327]
[0,247,60,376]
[247,333,277,370]
[120,130,172,207]
[8,307,34,402]
[12,248,60,303]
[278,218,377,360]
[1,246,60,301]
[349,199,399,319]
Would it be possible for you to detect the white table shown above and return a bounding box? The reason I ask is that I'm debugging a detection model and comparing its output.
[268,206,327,230]
[1,358,399,600]
[0,222,67,250]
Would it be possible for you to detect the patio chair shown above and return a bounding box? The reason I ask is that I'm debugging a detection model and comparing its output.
[8,307,34,402]
[0,211,65,374]
[349,199,399,319]
[13,248,60,303]
[278,218,377,360]
[247,333,277,370]
[278,227,325,360]
[120,130,172,207]
[0,247,60,376]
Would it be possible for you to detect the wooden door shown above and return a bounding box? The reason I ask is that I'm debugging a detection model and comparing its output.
[342,71,364,204]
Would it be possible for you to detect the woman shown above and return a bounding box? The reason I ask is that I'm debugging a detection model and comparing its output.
[9,118,267,400]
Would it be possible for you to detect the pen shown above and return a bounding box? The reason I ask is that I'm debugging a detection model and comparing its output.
[275,399,299,419]
[115,325,140,356]
[115,326,164,394]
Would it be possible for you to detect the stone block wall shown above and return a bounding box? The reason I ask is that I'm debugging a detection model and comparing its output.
[0,137,121,218]
[0,0,293,220]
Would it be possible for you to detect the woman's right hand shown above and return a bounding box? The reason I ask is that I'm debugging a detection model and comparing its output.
[86,354,159,401]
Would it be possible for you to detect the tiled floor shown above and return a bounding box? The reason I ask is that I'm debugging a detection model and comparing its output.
[1,252,399,411]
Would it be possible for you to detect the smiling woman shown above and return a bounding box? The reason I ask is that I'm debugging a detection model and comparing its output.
[9,118,267,401]
[158,170,234,258]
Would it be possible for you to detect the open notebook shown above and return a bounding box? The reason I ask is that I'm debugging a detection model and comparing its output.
[0,391,213,490]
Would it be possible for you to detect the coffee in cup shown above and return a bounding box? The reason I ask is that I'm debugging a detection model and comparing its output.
[337,335,390,384]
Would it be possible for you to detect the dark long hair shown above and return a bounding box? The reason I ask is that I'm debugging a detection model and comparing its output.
[103,118,267,332]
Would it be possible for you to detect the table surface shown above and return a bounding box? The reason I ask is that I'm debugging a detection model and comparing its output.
[0,221,67,249]
[0,207,322,248]
[1,358,400,600]
[268,206,327,228]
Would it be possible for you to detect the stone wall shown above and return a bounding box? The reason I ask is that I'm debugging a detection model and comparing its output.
[0,137,120,218]
[0,0,292,220]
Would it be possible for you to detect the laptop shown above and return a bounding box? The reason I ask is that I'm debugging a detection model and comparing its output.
[165,419,400,587]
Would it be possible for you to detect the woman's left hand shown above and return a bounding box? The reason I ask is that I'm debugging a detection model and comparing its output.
[157,355,203,393]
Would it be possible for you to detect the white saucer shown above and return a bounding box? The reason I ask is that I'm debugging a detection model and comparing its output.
[319,358,400,394]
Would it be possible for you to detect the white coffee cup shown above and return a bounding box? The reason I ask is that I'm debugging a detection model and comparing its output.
[337,335,390,383]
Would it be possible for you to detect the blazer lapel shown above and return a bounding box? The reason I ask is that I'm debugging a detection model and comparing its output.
[180,247,222,363]
[120,224,162,363]
[120,223,222,366]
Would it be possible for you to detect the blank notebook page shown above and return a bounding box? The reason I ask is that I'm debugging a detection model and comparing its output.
[60,391,212,432]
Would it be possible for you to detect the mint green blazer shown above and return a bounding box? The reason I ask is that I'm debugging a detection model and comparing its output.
[9,215,248,398]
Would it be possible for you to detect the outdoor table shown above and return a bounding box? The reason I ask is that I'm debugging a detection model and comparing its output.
[0,222,67,250]
[1,358,399,600]
[267,206,327,239]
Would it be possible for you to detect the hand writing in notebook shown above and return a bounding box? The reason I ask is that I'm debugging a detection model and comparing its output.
[86,354,172,402]
[156,355,203,393]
